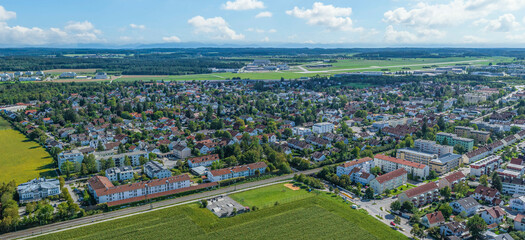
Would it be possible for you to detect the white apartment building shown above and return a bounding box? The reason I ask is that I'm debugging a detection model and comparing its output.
[88,175,191,204]
[502,177,525,196]
[144,161,171,179]
[105,166,134,182]
[374,154,430,179]
[369,168,407,194]
[292,127,312,136]
[336,157,375,177]
[187,154,220,168]
[207,162,267,182]
[470,156,502,177]
[58,149,84,170]
[17,178,61,203]
[414,139,453,156]
[312,122,335,134]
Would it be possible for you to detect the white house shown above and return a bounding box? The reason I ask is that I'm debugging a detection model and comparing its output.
[144,161,171,179]
[312,122,335,134]
[511,196,525,213]
[336,157,375,177]
[374,154,429,180]
[515,214,525,231]
[480,206,505,225]
[58,149,84,170]
[105,166,134,182]
[449,197,481,217]
[369,168,407,194]
[17,178,61,203]
[187,154,220,168]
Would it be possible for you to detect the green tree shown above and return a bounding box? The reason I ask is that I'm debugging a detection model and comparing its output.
[492,174,502,191]
[60,161,74,178]
[440,186,451,200]
[479,175,488,187]
[390,200,401,211]
[438,204,453,219]
[467,214,487,240]
[365,187,374,199]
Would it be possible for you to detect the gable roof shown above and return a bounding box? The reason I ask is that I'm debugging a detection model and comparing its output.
[443,171,466,183]
[403,182,438,198]
[339,157,373,168]
[425,211,445,225]
[374,154,428,169]
[374,168,407,184]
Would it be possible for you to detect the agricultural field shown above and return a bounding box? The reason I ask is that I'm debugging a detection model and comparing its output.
[0,117,56,184]
[35,184,406,240]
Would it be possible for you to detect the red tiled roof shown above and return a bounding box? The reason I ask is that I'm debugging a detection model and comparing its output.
[106,182,218,207]
[425,211,445,225]
[403,182,439,198]
[374,154,428,169]
[339,157,373,168]
[89,174,191,197]
[484,206,505,219]
[375,168,407,184]
[443,171,466,183]
[209,162,267,177]
[188,154,220,164]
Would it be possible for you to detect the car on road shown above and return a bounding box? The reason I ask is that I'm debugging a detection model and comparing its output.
[390,221,396,226]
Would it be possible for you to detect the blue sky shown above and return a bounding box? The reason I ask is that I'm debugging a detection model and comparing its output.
[1,0,525,47]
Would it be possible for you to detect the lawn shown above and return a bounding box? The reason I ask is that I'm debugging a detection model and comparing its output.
[230,183,311,209]
[0,117,56,184]
[35,184,407,240]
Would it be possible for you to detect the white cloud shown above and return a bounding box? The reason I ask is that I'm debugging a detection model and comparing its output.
[188,16,244,40]
[222,0,264,10]
[476,14,520,32]
[162,36,181,43]
[262,36,269,42]
[129,23,146,30]
[255,11,272,18]
[0,21,103,45]
[384,0,525,27]
[247,28,275,33]
[0,5,15,21]
[64,21,100,34]
[286,2,363,32]
[463,35,488,43]
[384,25,445,43]
[268,29,277,33]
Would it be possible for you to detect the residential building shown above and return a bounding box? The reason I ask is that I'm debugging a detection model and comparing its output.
[187,154,220,168]
[480,206,506,225]
[502,177,525,196]
[57,149,84,170]
[472,185,502,206]
[398,182,439,207]
[292,127,312,136]
[94,151,148,167]
[374,154,429,180]
[206,162,267,182]
[414,139,453,156]
[144,161,172,179]
[336,157,375,177]
[455,126,491,144]
[436,132,474,151]
[396,148,437,166]
[511,196,525,213]
[312,122,334,134]
[449,197,481,217]
[59,72,77,78]
[105,166,134,182]
[470,156,502,177]
[421,211,445,228]
[369,168,407,194]
[88,175,191,204]
[438,171,466,189]
[440,222,468,238]
[515,214,525,231]
[173,144,191,159]
[430,153,462,175]
[17,178,61,203]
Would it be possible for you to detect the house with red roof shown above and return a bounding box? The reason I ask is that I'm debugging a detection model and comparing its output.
[187,154,220,168]
[422,211,445,228]
[480,206,506,225]
[369,168,407,194]
[438,171,466,189]
[87,174,191,204]
[398,182,439,207]
[206,162,267,182]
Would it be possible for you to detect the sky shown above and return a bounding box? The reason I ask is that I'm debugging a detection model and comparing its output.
[1,0,525,47]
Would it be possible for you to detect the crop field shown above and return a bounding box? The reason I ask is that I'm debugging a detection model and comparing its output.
[230,183,312,209]
[35,184,406,240]
[0,118,56,184]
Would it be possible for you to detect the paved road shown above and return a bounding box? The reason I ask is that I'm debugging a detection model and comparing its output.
[2,168,321,240]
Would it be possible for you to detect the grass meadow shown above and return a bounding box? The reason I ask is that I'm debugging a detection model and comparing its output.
[0,117,56,184]
[35,183,407,240]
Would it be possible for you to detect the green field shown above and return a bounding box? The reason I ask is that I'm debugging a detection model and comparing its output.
[114,56,511,82]
[35,184,407,240]
[0,117,56,184]
[230,183,311,209]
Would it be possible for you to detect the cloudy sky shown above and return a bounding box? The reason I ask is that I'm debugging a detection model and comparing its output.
[1,0,525,47]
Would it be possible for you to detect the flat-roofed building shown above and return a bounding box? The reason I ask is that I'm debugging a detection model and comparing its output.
[430,153,462,175]
[436,132,474,151]
[397,148,438,166]
[105,166,134,182]
[144,161,171,179]
[414,139,453,156]
[17,178,61,203]
[470,156,502,177]
[455,126,490,144]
